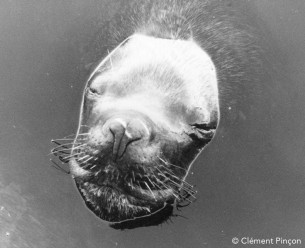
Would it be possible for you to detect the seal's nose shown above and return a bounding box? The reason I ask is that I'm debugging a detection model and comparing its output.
[107,118,151,160]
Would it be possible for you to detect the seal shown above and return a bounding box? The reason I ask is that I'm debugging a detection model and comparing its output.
[70,33,219,224]
[52,0,262,228]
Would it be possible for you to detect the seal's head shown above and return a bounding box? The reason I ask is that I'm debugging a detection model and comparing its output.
[69,34,219,224]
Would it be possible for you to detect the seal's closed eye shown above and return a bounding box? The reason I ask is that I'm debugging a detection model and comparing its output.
[87,87,99,95]
[190,123,217,131]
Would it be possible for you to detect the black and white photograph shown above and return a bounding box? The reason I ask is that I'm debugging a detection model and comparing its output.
[0,0,305,247]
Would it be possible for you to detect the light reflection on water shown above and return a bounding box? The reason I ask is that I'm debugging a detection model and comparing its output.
[0,1,304,247]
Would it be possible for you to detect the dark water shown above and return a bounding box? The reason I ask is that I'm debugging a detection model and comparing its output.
[0,1,305,247]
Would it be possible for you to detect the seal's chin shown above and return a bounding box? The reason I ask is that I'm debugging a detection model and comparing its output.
[74,179,174,223]
[70,158,177,223]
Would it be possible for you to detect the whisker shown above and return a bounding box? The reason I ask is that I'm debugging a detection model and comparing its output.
[62,132,89,138]
[162,172,194,192]
[145,176,155,189]
[152,168,176,192]
[76,132,89,136]
[157,156,187,171]
[157,164,180,179]
[156,163,195,191]
[180,185,196,195]
[49,149,69,156]
[152,182,172,199]
[178,186,197,199]
[157,163,194,189]
[77,154,90,161]
[51,138,77,141]
[58,156,71,163]
[181,188,197,199]
[79,156,93,165]
[62,152,85,160]
[144,182,156,201]
[51,141,79,146]
[62,133,77,138]
[51,141,79,148]
[71,143,88,150]
[155,178,169,190]
[160,173,182,188]
[52,137,87,144]
[155,166,196,198]
[159,182,180,200]
[51,147,72,152]
[132,171,136,182]
[165,177,197,197]
[152,181,163,191]
[180,181,194,191]
[51,145,82,154]
[50,159,70,174]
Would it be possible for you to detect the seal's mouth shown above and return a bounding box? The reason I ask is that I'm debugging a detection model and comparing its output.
[74,178,155,223]
[76,176,174,207]
[69,155,190,223]
[72,158,176,204]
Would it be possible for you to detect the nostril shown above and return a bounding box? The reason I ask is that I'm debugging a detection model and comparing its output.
[114,126,143,160]
[117,134,141,159]
[109,121,126,136]
[108,121,126,161]
[105,117,153,161]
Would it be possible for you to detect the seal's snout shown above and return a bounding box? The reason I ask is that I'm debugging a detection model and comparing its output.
[105,116,154,160]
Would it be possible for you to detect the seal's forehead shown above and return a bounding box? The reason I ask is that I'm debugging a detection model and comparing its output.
[89,34,218,108]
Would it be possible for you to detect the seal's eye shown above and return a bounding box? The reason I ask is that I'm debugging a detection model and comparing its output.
[190,123,216,131]
[86,86,101,97]
[188,123,217,141]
